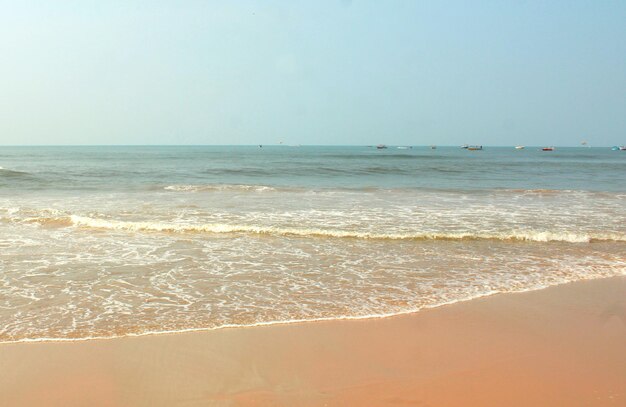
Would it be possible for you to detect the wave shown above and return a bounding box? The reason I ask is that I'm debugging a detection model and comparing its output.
[324,153,446,160]
[0,293,500,343]
[66,215,626,243]
[2,274,624,344]
[0,167,31,177]
[198,165,421,177]
[24,216,74,227]
[159,185,623,196]
[164,184,277,192]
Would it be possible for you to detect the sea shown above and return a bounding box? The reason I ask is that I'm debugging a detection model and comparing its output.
[1,145,625,342]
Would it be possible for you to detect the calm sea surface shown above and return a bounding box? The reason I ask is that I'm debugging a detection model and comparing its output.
[1,146,625,342]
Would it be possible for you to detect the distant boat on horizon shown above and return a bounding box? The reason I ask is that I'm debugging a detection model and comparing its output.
[515,146,525,149]
[376,144,387,149]
[542,147,554,151]
[467,145,483,151]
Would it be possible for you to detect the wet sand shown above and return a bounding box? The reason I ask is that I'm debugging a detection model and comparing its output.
[1,276,624,406]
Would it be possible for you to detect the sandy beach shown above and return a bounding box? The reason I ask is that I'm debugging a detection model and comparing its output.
[2,1,625,405]
[0,276,624,406]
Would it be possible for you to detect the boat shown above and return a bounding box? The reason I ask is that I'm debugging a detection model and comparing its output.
[620,146,626,151]
[376,144,387,149]
[542,147,554,151]
[397,146,411,150]
[515,146,525,149]
[611,146,620,151]
[430,145,436,149]
[467,145,483,151]
[461,144,469,149]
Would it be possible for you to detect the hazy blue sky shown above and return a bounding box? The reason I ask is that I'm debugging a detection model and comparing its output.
[1,1,624,146]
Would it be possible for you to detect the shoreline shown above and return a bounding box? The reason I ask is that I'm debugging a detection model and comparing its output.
[2,275,622,345]
[1,276,624,406]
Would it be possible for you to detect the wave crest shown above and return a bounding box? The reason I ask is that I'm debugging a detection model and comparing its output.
[164,184,277,192]
[0,167,31,177]
[66,216,626,243]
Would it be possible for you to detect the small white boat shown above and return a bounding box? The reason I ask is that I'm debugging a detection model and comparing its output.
[620,146,626,151]
[515,146,525,149]
[376,144,387,149]
[397,146,411,150]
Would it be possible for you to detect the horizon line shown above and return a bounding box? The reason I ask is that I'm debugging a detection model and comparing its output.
[0,144,620,148]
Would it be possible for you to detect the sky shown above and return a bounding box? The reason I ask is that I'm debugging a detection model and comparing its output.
[0,0,625,146]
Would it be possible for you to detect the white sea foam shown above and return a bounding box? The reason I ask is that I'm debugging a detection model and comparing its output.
[164,184,276,192]
[67,215,626,243]
[1,274,624,345]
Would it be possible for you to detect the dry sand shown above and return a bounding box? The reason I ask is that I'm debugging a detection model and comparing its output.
[1,276,624,406]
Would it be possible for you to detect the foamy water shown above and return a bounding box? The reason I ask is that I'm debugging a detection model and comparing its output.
[0,146,624,342]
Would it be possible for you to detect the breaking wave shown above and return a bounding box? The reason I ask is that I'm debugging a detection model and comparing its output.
[65,215,626,243]
[0,167,31,177]
[164,184,277,192]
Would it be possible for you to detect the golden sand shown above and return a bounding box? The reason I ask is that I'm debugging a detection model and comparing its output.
[1,277,624,406]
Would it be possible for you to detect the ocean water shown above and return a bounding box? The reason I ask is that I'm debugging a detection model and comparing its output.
[0,145,625,342]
